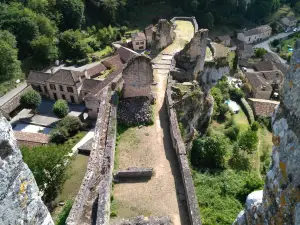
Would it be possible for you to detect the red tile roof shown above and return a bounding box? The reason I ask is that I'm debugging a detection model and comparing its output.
[14,131,50,144]
[86,63,107,77]
[248,98,280,117]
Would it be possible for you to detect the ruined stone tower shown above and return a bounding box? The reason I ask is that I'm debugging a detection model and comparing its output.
[0,117,54,225]
[234,40,300,225]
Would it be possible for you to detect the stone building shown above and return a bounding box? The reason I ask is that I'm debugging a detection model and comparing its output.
[280,15,297,31]
[131,32,147,51]
[152,19,176,51]
[245,72,273,99]
[237,42,255,59]
[237,25,272,44]
[215,35,231,47]
[248,98,280,117]
[122,54,153,99]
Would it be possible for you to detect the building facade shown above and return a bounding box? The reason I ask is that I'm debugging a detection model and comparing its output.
[237,25,272,44]
[131,32,147,51]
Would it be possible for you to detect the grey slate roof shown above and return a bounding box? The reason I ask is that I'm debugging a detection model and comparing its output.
[27,71,53,84]
[245,72,272,91]
[86,63,107,77]
[117,46,138,63]
[287,15,297,22]
[47,69,83,85]
[254,61,276,71]
[131,32,146,41]
[81,79,102,92]
[243,25,271,37]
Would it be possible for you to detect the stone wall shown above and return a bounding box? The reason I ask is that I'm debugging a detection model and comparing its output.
[0,117,54,225]
[123,55,153,98]
[170,17,198,33]
[152,19,176,51]
[248,98,280,117]
[234,39,300,225]
[165,77,202,225]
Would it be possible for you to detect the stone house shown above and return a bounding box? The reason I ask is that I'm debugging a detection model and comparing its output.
[145,24,154,47]
[237,25,272,44]
[131,32,147,51]
[254,60,276,71]
[215,35,231,47]
[280,16,297,30]
[237,42,255,59]
[117,46,138,63]
[248,98,280,117]
[245,72,273,99]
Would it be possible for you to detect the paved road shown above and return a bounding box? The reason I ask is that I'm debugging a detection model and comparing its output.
[254,31,295,64]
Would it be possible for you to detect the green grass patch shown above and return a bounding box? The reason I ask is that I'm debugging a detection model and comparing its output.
[228,51,235,70]
[114,124,130,170]
[55,200,73,225]
[65,131,88,147]
[232,110,249,133]
[92,46,113,58]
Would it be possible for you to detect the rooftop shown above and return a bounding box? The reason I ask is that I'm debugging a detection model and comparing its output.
[248,98,280,117]
[47,69,84,85]
[14,131,50,144]
[117,46,139,63]
[81,79,102,92]
[27,71,53,85]
[242,25,272,37]
[86,63,107,77]
[245,72,272,91]
[254,60,276,71]
[131,32,146,41]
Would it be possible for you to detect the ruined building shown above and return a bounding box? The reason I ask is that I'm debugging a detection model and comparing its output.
[234,40,300,225]
[0,117,54,225]
[152,19,176,51]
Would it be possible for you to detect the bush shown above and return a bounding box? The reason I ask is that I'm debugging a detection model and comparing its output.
[50,127,69,144]
[229,87,245,100]
[191,136,227,170]
[236,173,264,202]
[218,103,230,120]
[255,48,268,58]
[257,116,272,131]
[53,99,69,118]
[76,57,89,66]
[57,116,82,136]
[20,89,41,110]
[238,129,258,153]
[251,121,260,131]
[225,125,240,141]
[271,39,280,47]
[229,144,251,171]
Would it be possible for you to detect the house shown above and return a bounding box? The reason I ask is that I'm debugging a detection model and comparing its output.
[117,46,138,63]
[245,72,273,99]
[215,35,231,47]
[131,32,147,51]
[85,62,107,78]
[254,60,276,71]
[248,98,280,117]
[145,24,154,47]
[237,25,272,44]
[280,16,297,30]
[14,131,49,147]
[237,42,255,59]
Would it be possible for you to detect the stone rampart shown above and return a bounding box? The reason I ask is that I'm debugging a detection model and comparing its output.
[170,17,198,33]
[165,76,202,225]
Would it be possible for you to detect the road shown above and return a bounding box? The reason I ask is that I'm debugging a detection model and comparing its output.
[254,31,295,64]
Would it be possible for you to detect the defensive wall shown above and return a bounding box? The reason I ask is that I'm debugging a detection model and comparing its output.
[170,17,198,34]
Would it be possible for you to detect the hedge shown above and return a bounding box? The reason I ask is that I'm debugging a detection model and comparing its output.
[240,98,254,124]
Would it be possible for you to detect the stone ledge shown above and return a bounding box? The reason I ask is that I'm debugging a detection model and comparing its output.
[114,167,153,179]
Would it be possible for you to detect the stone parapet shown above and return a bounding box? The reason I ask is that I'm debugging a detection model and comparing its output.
[165,76,202,225]
[170,17,198,33]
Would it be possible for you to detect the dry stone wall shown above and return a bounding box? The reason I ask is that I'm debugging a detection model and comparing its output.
[123,55,153,99]
[0,117,54,225]
[234,39,300,225]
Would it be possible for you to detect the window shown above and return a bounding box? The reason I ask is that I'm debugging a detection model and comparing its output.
[59,85,63,91]
[50,84,56,90]
[248,37,251,42]
[136,41,139,45]
[67,87,73,93]
[61,94,66,100]
[139,46,144,50]
[53,93,58,100]
[70,95,75,103]
[140,41,144,45]
[44,86,47,93]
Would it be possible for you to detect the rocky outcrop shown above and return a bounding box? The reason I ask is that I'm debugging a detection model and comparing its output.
[234,40,300,225]
[152,19,175,51]
[171,29,209,82]
[0,117,54,225]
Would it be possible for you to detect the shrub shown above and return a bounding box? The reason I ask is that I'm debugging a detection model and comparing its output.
[257,116,272,131]
[56,200,73,225]
[20,89,41,110]
[225,125,240,141]
[229,87,245,100]
[50,127,69,144]
[218,103,230,120]
[251,121,260,131]
[57,116,82,136]
[53,99,69,118]
[236,173,264,202]
[238,129,258,153]
[191,136,227,170]
[255,48,268,58]
[271,39,280,47]
[229,144,251,171]
[76,57,89,66]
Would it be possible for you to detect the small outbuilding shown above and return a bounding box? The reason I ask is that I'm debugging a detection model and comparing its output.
[131,32,147,51]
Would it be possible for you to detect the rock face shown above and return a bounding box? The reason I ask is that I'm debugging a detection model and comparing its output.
[171,29,209,82]
[152,19,175,51]
[122,54,154,99]
[234,40,300,225]
[0,117,54,225]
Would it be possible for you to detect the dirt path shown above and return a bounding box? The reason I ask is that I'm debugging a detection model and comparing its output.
[112,21,194,225]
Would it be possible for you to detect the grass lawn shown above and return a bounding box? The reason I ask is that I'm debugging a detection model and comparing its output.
[0,75,25,97]
[279,33,300,55]
[233,110,249,133]
[228,51,235,71]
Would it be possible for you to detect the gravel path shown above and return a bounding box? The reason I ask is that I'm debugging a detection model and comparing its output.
[112,21,194,225]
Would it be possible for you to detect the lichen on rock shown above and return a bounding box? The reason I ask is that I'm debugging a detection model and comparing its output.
[0,117,54,225]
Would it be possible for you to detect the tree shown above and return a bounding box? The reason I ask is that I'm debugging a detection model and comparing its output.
[30,35,58,69]
[21,144,71,203]
[237,0,247,14]
[0,30,22,81]
[191,136,227,170]
[238,128,258,153]
[57,116,82,136]
[229,87,245,100]
[53,99,69,118]
[233,50,238,72]
[255,48,268,58]
[56,0,85,30]
[225,125,240,141]
[204,12,215,30]
[229,144,251,171]
[20,90,41,110]
[58,30,92,60]
[50,127,69,144]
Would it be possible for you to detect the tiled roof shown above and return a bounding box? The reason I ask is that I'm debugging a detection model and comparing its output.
[260,70,284,84]
[131,32,146,41]
[145,24,154,36]
[243,25,271,37]
[254,61,276,71]
[248,98,280,117]
[47,69,83,85]
[216,35,231,42]
[81,79,102,92]
[102,54,123,69]
[245,72,272,91]
[287,15,297,22]
[27,71,53,84]
[117,46,138,63]
[274,62,289,75]
[14,131,49,144]
[86,63,107,77]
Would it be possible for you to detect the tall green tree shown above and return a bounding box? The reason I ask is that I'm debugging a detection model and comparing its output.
[0,30,22,81]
